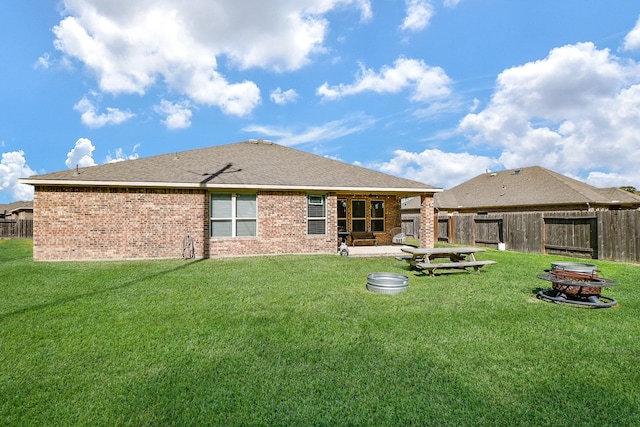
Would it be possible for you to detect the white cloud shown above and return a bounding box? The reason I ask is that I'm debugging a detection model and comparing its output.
[0,151,36,201]
[106,145,140,163]
[622,15,640,51]
[154,100,193,129]
[585,170,640,188]
[373,148,499,189]
[400,0,433,32]
[411,99,465,120]
[443,0,462,7]
[317,57,451,101]
[52,1,372,117]
[34,53,51,69]
[74,96,134,128]
[270,88,300,105]
[65,137,97,169]
[243,115,376,146]
[459,42,640,187]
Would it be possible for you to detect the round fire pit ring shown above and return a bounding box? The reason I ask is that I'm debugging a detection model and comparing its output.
[536,289,617,308]
[537,261,617,308]
[550,261,597,275]
[366,272,409,294]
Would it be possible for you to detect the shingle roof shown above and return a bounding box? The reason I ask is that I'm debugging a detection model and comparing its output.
[401,196,422,210]
[435,166,640,210]
[0,201,33,214]
[595,187,640,203]
[21,140,439,194]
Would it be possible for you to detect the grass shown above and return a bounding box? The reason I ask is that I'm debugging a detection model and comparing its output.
[1,239,640,426]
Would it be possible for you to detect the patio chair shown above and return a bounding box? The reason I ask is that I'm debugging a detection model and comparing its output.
[391,227,405,244]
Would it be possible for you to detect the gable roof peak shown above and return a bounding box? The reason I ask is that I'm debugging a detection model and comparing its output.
[437,165,640,210]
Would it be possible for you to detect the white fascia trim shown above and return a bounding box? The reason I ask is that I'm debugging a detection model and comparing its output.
[19,179,442,194]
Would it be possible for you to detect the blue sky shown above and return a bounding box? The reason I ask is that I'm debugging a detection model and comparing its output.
[3,0,640,203]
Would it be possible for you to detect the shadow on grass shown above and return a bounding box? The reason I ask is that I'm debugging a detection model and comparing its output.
[0,258,206,322]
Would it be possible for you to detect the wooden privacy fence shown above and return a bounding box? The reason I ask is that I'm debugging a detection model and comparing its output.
[437,210,640,263]
[0,220,33,239]
[402,217,420,238]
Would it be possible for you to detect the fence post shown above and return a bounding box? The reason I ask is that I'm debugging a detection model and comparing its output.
[449,215,455,244]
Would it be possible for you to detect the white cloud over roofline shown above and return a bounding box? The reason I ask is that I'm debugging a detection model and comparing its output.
[52,0,372,117]
[154,100,193,130]
[372,149,499,190]
[66,137,97,169]
[73,96,134,128]
[106,145,140,163]
[459,42,640,184]
[316,57,452,101]
[243,114,376,146]
[0,151,36,201]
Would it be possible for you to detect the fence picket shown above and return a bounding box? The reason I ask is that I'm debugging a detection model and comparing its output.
[437,210,640,263]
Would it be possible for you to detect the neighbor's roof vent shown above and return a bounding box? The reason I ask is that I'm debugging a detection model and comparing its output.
[511,169,521,175]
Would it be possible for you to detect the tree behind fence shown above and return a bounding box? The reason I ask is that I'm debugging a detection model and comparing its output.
[437,210,640,263]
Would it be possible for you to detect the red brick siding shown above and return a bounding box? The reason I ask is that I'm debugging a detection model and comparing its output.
[32,186,425,260]
[33,186,207,261]
[208,191,337,257]
[335,195,403,245]
[420,194,435,248]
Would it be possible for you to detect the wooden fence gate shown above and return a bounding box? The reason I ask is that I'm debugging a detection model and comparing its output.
[543,215,598,259]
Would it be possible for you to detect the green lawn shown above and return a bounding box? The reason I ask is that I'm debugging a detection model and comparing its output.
[1,239,639,426]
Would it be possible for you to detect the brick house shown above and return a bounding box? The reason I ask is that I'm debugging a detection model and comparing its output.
[435,166,640,214]
[0,201,33,239]
[21,140,440,261]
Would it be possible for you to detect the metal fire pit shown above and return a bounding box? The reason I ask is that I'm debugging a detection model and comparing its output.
[537,262,617,308]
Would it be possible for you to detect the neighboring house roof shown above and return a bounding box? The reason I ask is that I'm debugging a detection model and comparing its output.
[401,196,422,211]
[0,201,33,216]
[435,166,640,210]
[21,140,440,194]
[595,187,640,203]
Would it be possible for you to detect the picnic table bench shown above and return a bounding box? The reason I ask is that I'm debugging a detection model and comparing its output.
[400,247,496,276]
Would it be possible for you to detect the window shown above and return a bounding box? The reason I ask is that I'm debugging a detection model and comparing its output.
[307,195,326,235]
[211,193,257,237]
[337,199,347,231]
[352,200,366,232]
[371,200,384,232]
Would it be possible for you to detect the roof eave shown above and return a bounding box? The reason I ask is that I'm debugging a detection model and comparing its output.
[20,178,441,195]
[441,201,628,211]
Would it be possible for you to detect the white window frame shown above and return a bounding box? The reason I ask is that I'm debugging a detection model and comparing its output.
[307,195,326,235]
[210,193,257,238]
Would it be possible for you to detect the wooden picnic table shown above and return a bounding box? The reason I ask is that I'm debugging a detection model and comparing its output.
[399,247,496,275]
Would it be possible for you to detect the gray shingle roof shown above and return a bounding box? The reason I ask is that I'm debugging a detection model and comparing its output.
[0,201,33,214]
[401,196,422,210]
[435,166,640,210]
[22,140,439,193]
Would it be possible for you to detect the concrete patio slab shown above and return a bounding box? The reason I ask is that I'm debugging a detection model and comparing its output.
[345,244,414,257]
